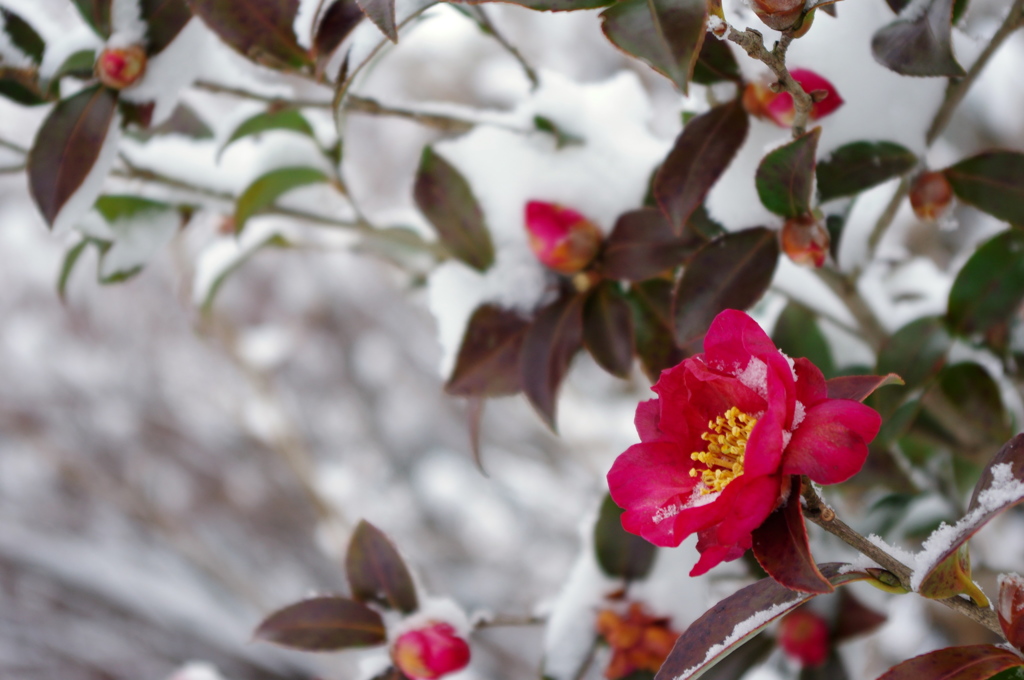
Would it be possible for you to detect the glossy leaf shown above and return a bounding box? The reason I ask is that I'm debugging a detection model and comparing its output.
[691,32,740,85]
[73,0,112,38]
[254,596,387,650]
[673,227,779,351]
[313,0,364,71]
[583,282,634,378]
[871,0,964,77]
[654,100,749,233]
[825,374,903,402]
[1,9,45,64]
[875,645,1023,680]
[235,166,328,234]
[654,564,869,680]
[519,292,585,430]
[27,85,118,227]
[944,151,1024,225]
[139,0,193,55]
[600,0,707,94]
[49,49,96,83]
[593,493,656,580]
[968,434,1024,514]
[414,147,494,272]
[221,109,317,158]
[186,0,312,69]
[947,229,1024,337]
[346,520,418,614]
[699,634,774,680]
[446,305,528,397]
[752,477,832,594]
[816,141,917,202]
[772,303,835,378]
[756,127,821,218]
[627,279,686,383]
[356,0,397,42]
[600,207,695,281]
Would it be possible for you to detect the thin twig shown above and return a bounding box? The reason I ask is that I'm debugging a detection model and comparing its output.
[193,80,332,109]
[462,5,539,89]
[0,137,28,155]
[474,613,546,628]
[0,163,26,174]
[813,267,887,351]
[726,27,813,136]
[802,484,1002,636]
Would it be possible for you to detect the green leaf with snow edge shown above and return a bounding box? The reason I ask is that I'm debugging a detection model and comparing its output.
[235,166,330,235]
[654,564,869,680]
[219,109,318,160]
[195,228,292,310]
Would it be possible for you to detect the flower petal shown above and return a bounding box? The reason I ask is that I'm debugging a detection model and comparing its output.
[690,474,781,575]
[635,398,662,442]
[782,400,881,484]
[703,309,778,373]
[793,357,827,407]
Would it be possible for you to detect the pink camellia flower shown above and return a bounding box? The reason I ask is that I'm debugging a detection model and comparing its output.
[95,45,147,90]
[742,69,844,128]
[392,622,471,680]
[525,200,603,275]
[778,609,831,667]
[606,309,881,575]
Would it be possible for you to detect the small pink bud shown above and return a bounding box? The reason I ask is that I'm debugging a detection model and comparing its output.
[780,214,830,268]
[96,45,147,90]
[997,573,1024,650]
[778,609,830,668]
[392,622,470,680]
[525,201,603,275]
[743,69,844,128]
[909,171,954,221]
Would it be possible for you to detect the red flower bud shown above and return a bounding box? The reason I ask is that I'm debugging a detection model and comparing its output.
[742,69,844,128]
[525,200,603,275]
[909,171,954,221]
[780,214,830,268]
[778,609,830,668]
[392,622,470,680]
[96,45,147,90]
[997,573,1024,650]
[751,0,803,30]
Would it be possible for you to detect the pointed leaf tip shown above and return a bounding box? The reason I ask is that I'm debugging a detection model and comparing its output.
[346,520,419,614]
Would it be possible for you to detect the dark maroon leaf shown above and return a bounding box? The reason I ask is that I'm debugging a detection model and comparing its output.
[654,100,749,233]
[313,0,364,73]
[756,127,821,218]
[356,0,396,42]
[673,227,779,352]
[519,292,585,431]
[446,305,528,397]
[833,589,886,642]
[875,645,1023,680]
[752,477,832,594]
[254,596,387,650]
[139,0,192,55]
[27,85,118,227]
[583,282,634,378]
[692,32,741,85]
[700,634,774,680]
[468,0,614,11]
[120,99,155,128]
[600,0,707,94]
[346,520,419,614]
[654,564,869,680]
[627,279,686,383]
[799,650,849,680]
[969,434,1024,513]
[944,151,1024,226]
[414,147,495,272]
[186,0,312,69]
[825,374,903,402]
[871,0,965,77]
[1,8,45,64]
[72,0,112,38]
[816,141,917,202]
[600,207,695,281]
[997,574,1024,650]
[129,103,214,141]
[947,230,1024,337]
[466,396,486,474]
[593,493,656,580]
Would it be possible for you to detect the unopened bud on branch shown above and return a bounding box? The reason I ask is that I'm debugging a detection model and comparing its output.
[96,45,147,90]
[525,201,603,275]
[392,622,471,680]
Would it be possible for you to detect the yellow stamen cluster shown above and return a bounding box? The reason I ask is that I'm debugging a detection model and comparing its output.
[689,407,757,494]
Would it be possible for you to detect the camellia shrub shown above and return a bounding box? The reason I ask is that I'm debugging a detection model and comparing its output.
[2,0,1024,678]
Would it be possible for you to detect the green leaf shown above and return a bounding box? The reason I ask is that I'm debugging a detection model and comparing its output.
[413,147,494,272]
[57,239,91,302]
[254,596,387,650]
[139,0,193,55]
[626,279,685,383]
[673,227,779,351]
[1,8,45,64]
[947,229,1024,337]
[923,362,1011,454]
[446,305,528,397]
[48,50,97,85]
[185,0,312,69]
[600,0,707,94]
[27,85,119,227]
[771,303,835,378]
[583,282,634,378]
[235,166,328,234]
[654,99,749,233]
[875,645,1023,680]
[816,141,917,202]
[519,292,585,431]
[875,316,950,412]
[220,108,317,158]
[0,67,49,106]
[346,520,419,614]
[944,151,1024,225]
[73,0,112,38]
[593,493,656,580]
[756,127,821,218]
[871,0,964,77]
